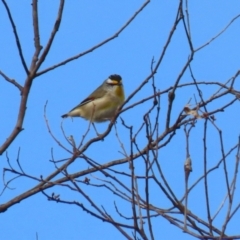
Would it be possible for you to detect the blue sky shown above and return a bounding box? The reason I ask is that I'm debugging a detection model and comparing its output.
[1,1,240,239]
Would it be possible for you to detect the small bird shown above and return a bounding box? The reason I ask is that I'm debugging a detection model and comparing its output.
[61,74,125,124]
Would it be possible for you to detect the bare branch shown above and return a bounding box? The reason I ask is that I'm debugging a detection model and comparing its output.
[1,0,29,74]
[33,0,65,73]
[35,0,150,77]
[0,70,23,91]
[195,14,240,52]
[30,0,42,68]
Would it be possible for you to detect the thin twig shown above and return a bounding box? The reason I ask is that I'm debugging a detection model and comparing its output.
[36,0,150,77]
[34,0,65,73]
[1,0,29,74]
[0,70,23,91]
[195,14,240,52]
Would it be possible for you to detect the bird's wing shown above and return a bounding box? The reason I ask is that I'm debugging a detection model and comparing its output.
[69,83,108,111]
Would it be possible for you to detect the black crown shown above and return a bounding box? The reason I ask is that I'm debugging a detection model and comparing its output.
[109,74,122,81]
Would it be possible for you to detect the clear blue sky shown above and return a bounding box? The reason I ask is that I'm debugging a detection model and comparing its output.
[1,1,240,239]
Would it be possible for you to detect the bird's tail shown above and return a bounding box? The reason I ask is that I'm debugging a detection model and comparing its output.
[61,114,68,118]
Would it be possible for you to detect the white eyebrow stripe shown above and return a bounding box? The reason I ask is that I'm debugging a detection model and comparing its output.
[107,78,115,83]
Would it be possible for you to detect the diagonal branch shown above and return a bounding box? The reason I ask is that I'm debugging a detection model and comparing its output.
[36,0,150,77]
[1,0,29,74]
[195,14,240,52]
[0,70,23,91]
[33,0,65,73]
[0,0,65,156]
